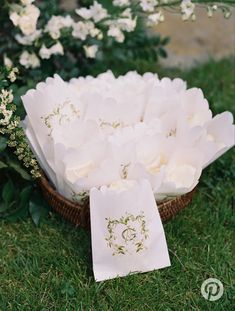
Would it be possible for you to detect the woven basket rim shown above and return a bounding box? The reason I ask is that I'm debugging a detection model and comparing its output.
[39,171,196,226]
[39,172,85,208]
[39,172,196,205]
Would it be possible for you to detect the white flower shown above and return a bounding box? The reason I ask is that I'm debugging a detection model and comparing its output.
[8,71,17,82]
[15,29,42,45]
[39,42,64,59]
[97,32,103,40]
[72,21,90,40]
[20,5,40,36]
[140,0,158,12]
[0,89,14,105]
[89,25,102,38]
[105,9,137,40]
[107,25,125,42]
[50,42,64,56]
[180,0,195,21]
[21,0,35,5]
[0,89,14,126]
[9,12,20,26]
[72,20,101,40]
[113,0,131,7]
[147,11,165,26]
[10,4,40,36]
[19,51,40,68]
[117,16,137,32]
[45,15,74,39]
[39,45,51,59]
[121,8,132,19]
[207,5,218,18]
[84,45,98,58]
[76,1,108,23]
[91,2,108,22]
[3,54,13,68]
[8,67,19,82]
[0,106,13,126]
[75,7,92,20]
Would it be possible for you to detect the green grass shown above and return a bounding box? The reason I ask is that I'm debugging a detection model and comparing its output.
[0,58,235,311]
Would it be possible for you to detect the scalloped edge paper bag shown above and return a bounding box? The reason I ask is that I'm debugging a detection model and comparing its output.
[90,179,171,282]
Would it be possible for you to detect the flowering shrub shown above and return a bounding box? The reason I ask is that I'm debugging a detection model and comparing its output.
[0,67,44,222]
[0,0,169,84]
[1,0,234,84]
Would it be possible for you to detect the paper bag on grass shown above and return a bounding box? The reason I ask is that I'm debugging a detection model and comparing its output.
[90,179,171,282]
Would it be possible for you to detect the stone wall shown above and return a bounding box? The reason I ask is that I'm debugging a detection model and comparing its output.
[156,8,235,67]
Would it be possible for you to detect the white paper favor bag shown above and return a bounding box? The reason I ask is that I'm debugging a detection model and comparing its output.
[90,180,171,282]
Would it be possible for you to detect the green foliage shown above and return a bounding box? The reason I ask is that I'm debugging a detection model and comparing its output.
[0,135,7,152]
[0,148,47,225]
[0,147,48,223]
[87,31,169,76]
[29,191,48,226]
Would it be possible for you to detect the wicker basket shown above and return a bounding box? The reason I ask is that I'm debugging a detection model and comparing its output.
[38,173,196,229]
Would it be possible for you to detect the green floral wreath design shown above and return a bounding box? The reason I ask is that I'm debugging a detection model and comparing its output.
[105,211,149,256]
[71,190,89,205]
[41,100,80,135]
